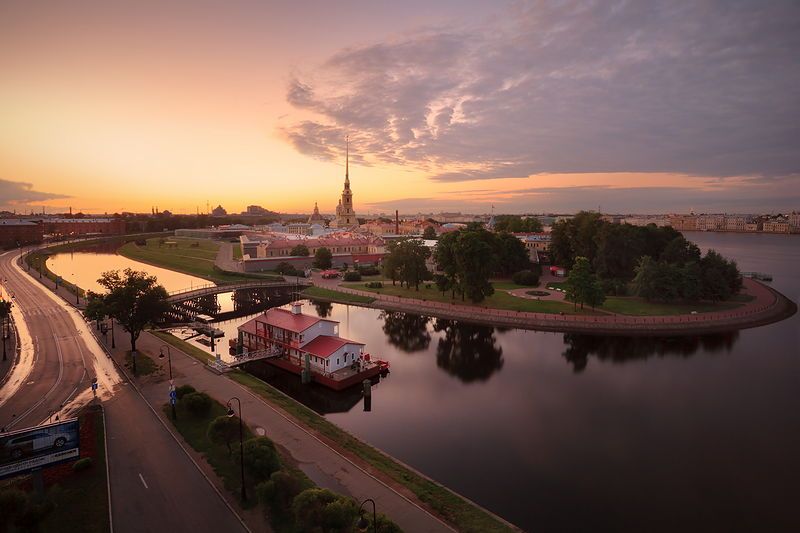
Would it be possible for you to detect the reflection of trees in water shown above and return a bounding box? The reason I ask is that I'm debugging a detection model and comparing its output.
[433,319,504,382]
[380,312,431,352]
[312,300,333,318]
[561,332,740,372]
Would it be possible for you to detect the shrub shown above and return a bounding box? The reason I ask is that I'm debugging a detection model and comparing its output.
[274,262,304,277]
[207,415,239,455]
[182,392,212,417]
[256,470,305,513]
[292,489,358,532]
[175,384,196,399]
[357,266,380,276]
[365,281,383,289]
[72,457,93,472]
[237,437,280,483]
[343,271,362,282]
[512,269,540,286]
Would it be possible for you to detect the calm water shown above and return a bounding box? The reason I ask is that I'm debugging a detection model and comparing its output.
[47,248,208,293]
[66,234,800,532]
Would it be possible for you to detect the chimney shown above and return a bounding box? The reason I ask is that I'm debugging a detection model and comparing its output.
[395,210,399,234]
[291,301,302,315]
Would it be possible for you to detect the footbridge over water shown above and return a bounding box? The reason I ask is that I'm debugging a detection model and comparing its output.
[167,279,312,304]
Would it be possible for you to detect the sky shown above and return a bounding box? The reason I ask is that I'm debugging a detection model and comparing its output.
[1,0,798,215]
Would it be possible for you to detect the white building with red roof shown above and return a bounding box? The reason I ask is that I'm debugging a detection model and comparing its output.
[238,303,365,375]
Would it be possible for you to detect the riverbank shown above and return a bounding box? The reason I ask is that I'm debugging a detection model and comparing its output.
[307,277,797,336]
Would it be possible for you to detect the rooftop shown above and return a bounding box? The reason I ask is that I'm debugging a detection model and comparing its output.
[259,307,329,333]
[302,335,363,358]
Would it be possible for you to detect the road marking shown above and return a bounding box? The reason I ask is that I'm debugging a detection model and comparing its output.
[138,473,149,489]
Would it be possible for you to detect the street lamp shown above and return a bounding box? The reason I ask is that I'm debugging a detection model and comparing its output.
[158,345,173,381]
[356,498,378,533]
[226,397,247,502]
[110,317,116,349]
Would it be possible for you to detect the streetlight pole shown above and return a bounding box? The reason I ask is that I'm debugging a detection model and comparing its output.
[110,317,116,349]
[159,345,173,381]
[357,498,378,533]
[226,397,246,502]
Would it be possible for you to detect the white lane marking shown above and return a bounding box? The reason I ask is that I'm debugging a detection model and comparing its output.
[138,473,149,489]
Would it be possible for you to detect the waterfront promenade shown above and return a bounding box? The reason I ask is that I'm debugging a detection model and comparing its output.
[315,274,796,336]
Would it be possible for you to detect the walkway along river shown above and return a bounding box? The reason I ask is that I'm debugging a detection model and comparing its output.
[47,233,800,532]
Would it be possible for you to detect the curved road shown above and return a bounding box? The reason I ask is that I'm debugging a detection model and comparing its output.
[0,247,247,533]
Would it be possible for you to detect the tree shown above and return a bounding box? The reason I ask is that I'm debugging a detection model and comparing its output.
[97,269,170,356]
[237,437,280,483]
[83,291,108,330]
[660,236,701,265]
[433,231,460,298]
[494,215,543,233]
[290,244,309,257]
[208,415,240,455]
[434,274,451,296]
[700,249,742,301]
[422,226,437,240]
[564,256,599,309]
[396,239,431,290]
[494,232,530,275]
[455,231,495,302]
[313,247,332,269]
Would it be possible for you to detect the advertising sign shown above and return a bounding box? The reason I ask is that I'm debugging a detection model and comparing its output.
[0,419,80,480]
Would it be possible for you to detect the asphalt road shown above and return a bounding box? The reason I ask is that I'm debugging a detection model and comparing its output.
[0,247,247,533]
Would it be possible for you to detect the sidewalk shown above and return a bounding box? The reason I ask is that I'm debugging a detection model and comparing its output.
[118,327,454,533]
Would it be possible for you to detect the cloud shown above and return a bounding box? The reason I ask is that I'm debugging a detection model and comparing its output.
[283,1,800,184]
[0,179,69,210]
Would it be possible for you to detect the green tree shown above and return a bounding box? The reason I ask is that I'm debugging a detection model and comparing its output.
[700,249,742,301]
[312,247,332,269]
[395,239,431,290]
[290,244,309,257]
[97,269,170,355]
[494,232,530,275]
[494,215,543,233]
[237,437,280,483]
[660,236,701,264]
[83,291,108,330]
[433,231,460,298]
[434,273,451,296]
[422,225,437,240]
[455,231,495,302]
[207,415,240,456]
[564,256,599,309]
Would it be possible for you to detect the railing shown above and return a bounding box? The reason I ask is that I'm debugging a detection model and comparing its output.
[168,279,312,300]
[227,347,282,366]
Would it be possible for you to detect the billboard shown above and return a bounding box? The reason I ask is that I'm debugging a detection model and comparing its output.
[0,418,80,480]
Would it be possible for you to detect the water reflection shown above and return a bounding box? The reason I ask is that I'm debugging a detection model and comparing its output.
[312,300,333,318]
[561,332,740,372]
[380,311,431,353]
[432,319,504,382]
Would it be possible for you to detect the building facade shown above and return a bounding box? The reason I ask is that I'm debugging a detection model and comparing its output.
[43,218,126,236]
[0,220,44,248]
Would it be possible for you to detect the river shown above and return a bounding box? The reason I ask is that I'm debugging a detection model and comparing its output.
[49,232,800,532]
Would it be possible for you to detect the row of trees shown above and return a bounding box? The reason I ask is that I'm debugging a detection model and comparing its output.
[633,249,742,302]
[382,239,431,290]
[433,224,531,302]
[493,215,543,233]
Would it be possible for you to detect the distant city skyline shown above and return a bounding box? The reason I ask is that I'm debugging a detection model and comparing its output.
[2,1,798,214]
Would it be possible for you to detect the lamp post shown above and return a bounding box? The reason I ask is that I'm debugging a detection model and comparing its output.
[226,397,246,502]
[110,317,116,349]
[159,345,173,381]
[356,498,378,533]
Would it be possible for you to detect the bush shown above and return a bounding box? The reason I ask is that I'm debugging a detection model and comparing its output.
[175,384,196,399]
[207,415,239,455]
[72,457,93,472]
[256,470,305,513]
[343,271,362,282]
[182,392,212,417]
[512,269,540,286]
[357,266,380,276]
[275,262,304,277]
[237,437,280,483]
[292,489,358,532]
[365,281,383,289]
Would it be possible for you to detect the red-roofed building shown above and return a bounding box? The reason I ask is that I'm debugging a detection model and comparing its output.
[237,303,365,374]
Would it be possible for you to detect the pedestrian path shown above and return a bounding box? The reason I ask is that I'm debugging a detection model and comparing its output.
[132,330,454,533]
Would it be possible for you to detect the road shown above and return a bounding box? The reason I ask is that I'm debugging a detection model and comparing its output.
[0,247,247,533]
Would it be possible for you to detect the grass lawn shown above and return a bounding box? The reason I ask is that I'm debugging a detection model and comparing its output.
[228,370,514,533]
[490,280,537,291]
[150,331,214,364]
[40,407,109,533]
[342,282,595,315]
[301,286,375,304]
[119,237,282,284]
[601,296,748,316]
[125,350,158,375]
[165,398,258,507]
[545,281,567,290]
[232,243,243,260]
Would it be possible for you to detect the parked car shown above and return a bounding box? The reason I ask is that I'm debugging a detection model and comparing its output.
[3,430,70,460]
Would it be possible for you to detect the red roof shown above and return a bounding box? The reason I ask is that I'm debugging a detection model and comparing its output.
[302,335,364,358]
[239,317,259,335]
[261,307,322,333]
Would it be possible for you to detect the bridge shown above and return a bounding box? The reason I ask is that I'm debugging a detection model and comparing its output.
[167,279,312,304]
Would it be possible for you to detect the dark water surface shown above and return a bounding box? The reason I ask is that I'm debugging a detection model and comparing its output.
[71,233,800,531]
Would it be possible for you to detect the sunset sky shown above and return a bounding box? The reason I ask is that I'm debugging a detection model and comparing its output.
[1,0,798,215]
